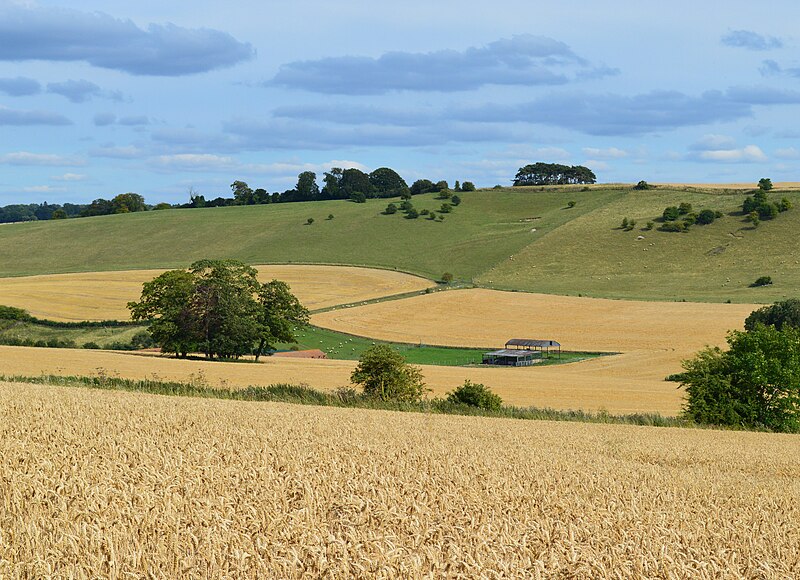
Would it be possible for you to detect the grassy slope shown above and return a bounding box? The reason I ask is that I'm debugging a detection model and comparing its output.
[1,186,798,302]
[479,188,800,302]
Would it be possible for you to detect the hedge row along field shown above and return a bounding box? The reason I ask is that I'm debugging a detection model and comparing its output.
[2,381,798,577]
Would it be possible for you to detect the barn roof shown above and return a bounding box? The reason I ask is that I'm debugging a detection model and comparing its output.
[506,338,561,348]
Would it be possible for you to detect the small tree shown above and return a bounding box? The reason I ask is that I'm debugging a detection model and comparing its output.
[567,200,576,208]
[748,211,760,227]
[327,214,334,220]
[745,299,800,331]
[446,380,503,411]
[461,181,476,192]
[696,209,716,225]
[679,325,800,432]
[751,276,773,287]
[633,180,651,190]
[306,217,314,225]
[450,195,461,206]
[351,345,426,402]
[384,203,398,215]
[758,177,773,192]
[678,202,692,215]
[662,206,680,221]
[441,272,453,283]
[350,192,367,203]
[440,203,452,213]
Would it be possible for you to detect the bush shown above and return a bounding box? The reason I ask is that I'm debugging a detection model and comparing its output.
[441,272,453,283]
[696,209,716,225]
[662,206,680,221]
[779,198,793,212]
[83,341,101,349]
[633,180,651,190]
[446,380,503,411]
[758,177,773,192]
[745,299,800,331]
[405,208,419,219]
[451,195,461,206]
[350,344,426,402]
[751,276,773,287]
[461,181,476,192]
[567,200,576,208]
[678,325,800,432]
[440,203,452,213]
[682,213,697,226]
[644,221,655,230]
[659,221,687,232]
[327,214,334,220]
[384,203,397,215]
[436,190,452,200]
[306,217,314,225]
[678,202,692,215]
[419,208,430,216]
[758,202,779,220]
[350,192,366,203]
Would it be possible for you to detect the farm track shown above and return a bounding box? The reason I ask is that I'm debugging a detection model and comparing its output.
[2,381,799,577]
[0,265,434,321]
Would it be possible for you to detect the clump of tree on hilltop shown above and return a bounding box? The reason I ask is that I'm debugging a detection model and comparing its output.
[513,162,596,186]
[128,259,309,360]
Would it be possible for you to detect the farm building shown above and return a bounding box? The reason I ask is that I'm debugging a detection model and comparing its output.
[482,339,561,366]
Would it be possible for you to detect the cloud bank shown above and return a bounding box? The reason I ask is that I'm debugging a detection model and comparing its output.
[0,5,255,76]
[269,34,615,94]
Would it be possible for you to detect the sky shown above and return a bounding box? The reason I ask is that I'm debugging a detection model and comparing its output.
[1,0,799,205]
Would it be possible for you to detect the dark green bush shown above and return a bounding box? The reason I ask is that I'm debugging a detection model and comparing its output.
[446,380,503,411]
[745,299,800,331]
[695,209,716,225]
[662,206,680,221]
[751,276,773,287]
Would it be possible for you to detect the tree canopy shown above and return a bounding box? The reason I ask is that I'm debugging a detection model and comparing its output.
[350,344,426,402]
[513,163,596,186]
[128,259,308,359]
[678,324,800,432]
[745,299,800,331]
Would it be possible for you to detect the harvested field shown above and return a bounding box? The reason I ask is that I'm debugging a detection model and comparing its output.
[312,289,757,413]
[0,265,433,321]
[2,381,799,577]
[0,345,681,414]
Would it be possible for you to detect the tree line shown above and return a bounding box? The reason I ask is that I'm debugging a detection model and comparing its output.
[0,166,476,223]
[513,163,597,186]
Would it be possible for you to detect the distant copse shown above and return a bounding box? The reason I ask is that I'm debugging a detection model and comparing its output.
[513,163,596,187]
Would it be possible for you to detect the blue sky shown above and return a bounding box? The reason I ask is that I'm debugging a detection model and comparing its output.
[0,0,799,205]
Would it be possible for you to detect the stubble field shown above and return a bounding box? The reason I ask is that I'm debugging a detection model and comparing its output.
[0,265,433,321]
[2,381,798,578]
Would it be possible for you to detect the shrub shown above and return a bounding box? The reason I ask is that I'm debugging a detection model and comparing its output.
[662,206,680,221]
[351,344,426,402]
[645,221,655,230]
[83,341,101,349]
[758,202,778,220]
[419,209,430,216]
[405,208,419,219]
[306,217,314,225]
[384,203,397,215]
[441,272,454,283]
[621,217,629,229]
[436,190,453,200]
[399,200,413,212]
[451,195,461,206]
[440,203,452,213]
[659,221,687,232]
[633,180,651,190]
[748,211,760,227]
[327,214,334,220]
[696,209,716,225]
[446,380,503,411]
[682,213,697,226]
[350,192,367,203]
[751,276,773,287]
[745,299,800,331]
[779,198,793,212]
[461,181,476,191]
[567,200,576,208]
[678,202,692,215]
[758,177,773,192]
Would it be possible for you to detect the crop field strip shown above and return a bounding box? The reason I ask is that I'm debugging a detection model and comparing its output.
[2,381,798,577]
[0,344,682,413]
[0,265,434,321]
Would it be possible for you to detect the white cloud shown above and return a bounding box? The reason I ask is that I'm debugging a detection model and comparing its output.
[583,159,610,171]
[690,134,737,151]
[51,172,87,182]
[582,147,627,159]
[0,151,84,166]
[696,145,767,163]
[23,185,66,193]
[775,147,800,160]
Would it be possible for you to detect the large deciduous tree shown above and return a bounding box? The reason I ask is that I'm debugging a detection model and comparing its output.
[369,167,409,198]
[128,259,308,360]
[513,163,596,186]
[350,344,426,402]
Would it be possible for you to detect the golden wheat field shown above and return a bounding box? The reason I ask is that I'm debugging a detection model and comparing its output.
[312,288,756,413]
[1,381,799,578]
[0,344,682,414]
[0,265,433,321]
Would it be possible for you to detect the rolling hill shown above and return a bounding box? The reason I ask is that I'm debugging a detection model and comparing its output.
[2,185,798,302]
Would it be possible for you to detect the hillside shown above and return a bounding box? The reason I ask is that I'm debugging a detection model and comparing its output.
[1,186,798,302]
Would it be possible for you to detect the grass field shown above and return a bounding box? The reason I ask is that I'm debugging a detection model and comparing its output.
[2,381,798,577]
[0,265,433,321]
[1,186,798,302]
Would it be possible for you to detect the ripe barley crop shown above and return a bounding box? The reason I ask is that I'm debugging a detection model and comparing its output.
[1,381,799,578]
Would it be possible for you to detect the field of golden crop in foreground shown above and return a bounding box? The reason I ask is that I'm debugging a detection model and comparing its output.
[2,381,799,578]
[0,265,433,321]
[0,344,683,414]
